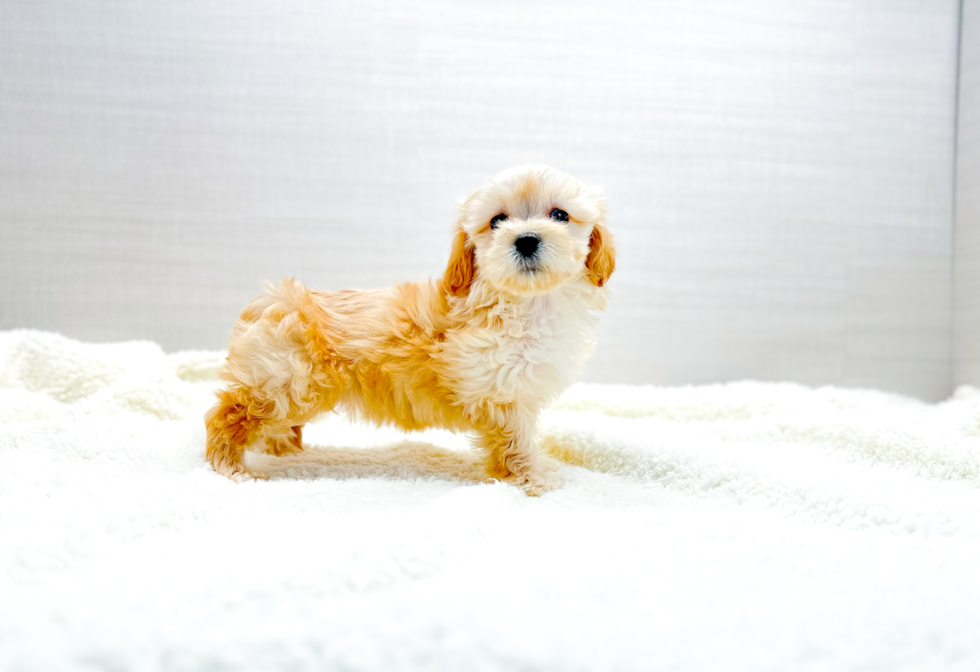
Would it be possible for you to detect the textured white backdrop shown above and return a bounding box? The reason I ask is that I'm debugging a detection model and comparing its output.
[957,0,980,389]
[0,0,963,399]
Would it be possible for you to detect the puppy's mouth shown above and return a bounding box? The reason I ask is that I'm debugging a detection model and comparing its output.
[516,257,541,274]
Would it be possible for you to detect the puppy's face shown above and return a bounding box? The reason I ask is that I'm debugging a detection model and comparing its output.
[448,165,614,297]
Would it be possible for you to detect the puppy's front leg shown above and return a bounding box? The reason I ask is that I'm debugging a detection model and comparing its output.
[475,409,562,496]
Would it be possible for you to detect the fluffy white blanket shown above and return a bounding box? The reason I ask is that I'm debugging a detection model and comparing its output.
[2,330,980,671]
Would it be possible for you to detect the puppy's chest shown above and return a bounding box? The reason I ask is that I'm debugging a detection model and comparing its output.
[455,297,596,401]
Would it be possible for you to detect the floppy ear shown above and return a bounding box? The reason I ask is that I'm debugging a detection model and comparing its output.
[584,222,616,287]
[444,227,476,296]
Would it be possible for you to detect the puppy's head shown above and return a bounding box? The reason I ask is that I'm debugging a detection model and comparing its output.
[445,165,615,297]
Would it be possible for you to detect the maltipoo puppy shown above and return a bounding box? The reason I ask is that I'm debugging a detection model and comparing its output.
[205,164,615,494]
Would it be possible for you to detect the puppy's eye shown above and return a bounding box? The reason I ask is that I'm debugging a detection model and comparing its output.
[490,214,508,230]
[550,208,569,222]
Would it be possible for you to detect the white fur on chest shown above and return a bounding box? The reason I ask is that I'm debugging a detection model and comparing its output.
[452,283,600,405]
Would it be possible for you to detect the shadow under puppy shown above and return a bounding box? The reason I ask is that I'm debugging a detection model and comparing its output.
[205,164,616,495]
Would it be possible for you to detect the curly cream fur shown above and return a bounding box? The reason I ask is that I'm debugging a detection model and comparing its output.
[205,165,616,495]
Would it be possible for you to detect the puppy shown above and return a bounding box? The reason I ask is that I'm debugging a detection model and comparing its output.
[205,164,615,494]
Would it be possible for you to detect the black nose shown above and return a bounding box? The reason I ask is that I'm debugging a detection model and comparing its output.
[514,234,541,259]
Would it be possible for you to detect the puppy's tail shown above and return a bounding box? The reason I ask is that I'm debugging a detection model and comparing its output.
[222,277,315,410]
[224,277,344,420]
[238,277,308,325]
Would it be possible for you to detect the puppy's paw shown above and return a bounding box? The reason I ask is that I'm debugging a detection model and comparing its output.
[211,457,251,482]
[520,465,564,497]
[538,454,562,475]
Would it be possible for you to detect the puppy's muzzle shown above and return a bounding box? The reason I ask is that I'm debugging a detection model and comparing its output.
[514,233,541,259]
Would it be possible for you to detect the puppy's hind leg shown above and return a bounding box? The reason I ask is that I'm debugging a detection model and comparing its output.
[205,386,273,480]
